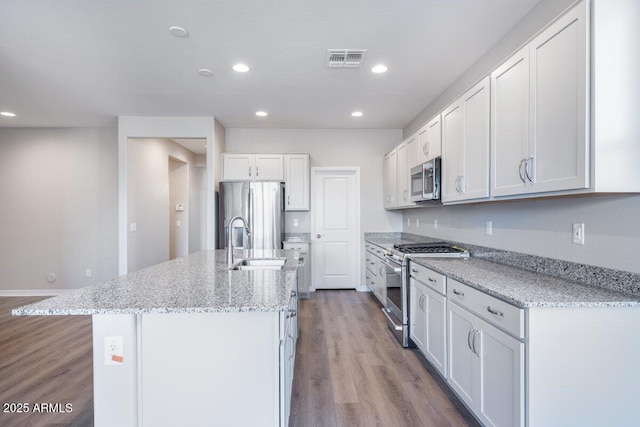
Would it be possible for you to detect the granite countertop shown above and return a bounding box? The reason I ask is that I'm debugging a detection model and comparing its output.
[412,257,639,308]
[364,235,640,308]
[13,249,298,316]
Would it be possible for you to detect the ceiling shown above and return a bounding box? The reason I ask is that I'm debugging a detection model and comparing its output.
[0,0,542,130]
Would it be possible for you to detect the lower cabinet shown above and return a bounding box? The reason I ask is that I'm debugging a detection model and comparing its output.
[410,278,447,378]
[280,291,298,426]
[447,297,524,427]
[365,243,387,306]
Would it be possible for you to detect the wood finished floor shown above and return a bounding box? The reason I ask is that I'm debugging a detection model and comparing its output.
[0,297,93,427]
[290,290,478,427]
[1,291,477,427]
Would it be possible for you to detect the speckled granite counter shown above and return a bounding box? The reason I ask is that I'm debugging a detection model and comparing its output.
[13,249,298,316]
[364,233,640,308]
[411,257,639,308]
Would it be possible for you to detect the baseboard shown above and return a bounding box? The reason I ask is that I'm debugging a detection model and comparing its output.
[0,289,70,297]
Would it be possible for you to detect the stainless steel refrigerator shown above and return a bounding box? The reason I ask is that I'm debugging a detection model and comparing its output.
[218,181,285,250]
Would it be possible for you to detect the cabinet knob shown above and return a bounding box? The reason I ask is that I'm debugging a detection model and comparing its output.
[316,234,323,239]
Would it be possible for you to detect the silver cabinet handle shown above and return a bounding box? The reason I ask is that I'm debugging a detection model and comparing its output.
[428,277,437,283]
[524,156,534,182]
[423,142,428,157]
[487,306,504,317]
[472,329,480,356]
[287,309,297,318]
[379,266,385,276]
[287,195,290,206]
[411,268,419,274]
[467,328,474,352]
[256,165,259,177]
[458,175,464,193]
[316,234,323,238]
[518,159,526,183]
[452,289,464,297]
[291,290,297,297]
[249,166,252,177]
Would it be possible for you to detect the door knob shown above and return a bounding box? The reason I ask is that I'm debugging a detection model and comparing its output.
[316,234,323,239]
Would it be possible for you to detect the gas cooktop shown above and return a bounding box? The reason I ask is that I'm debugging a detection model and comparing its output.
[387,242,469,261]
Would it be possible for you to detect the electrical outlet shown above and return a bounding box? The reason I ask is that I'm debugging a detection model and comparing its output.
[486,221,493,236]
[293,218,299,227]
[104,336,124,365]
[416,218,420,228]
[129,223,137,232]
[176,220,181,228]
[434,218,438,229]
[407,217,411,226]
[85,269,92,278]
[573,223,585,245]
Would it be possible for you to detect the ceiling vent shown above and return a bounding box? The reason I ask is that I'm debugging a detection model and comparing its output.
[326,49,367,68]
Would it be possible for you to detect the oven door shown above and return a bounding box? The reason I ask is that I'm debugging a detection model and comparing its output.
[410,164,426,202]
[422,157,441,201]
[381,257,410,347]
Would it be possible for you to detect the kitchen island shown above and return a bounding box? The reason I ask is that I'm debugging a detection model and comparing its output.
[13,249,299,427]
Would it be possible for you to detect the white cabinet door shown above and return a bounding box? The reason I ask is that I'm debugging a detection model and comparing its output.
[442,101,464,202]
[424,285,447,378]
[284,154,309,210]
[529,1,588,194]
[383,149,398,209]
[222,153,254,180]
[491,46,531,197]
[410,278,427,352]
[397,140,413,207]
[448,301,524,427]
[460,77,491,201]
[416,116,441,165]
[442,78,490,203]
[477,316,525,427]
[416,123,429,165]
[407,132,419,169]
[447,301,479,410]
[255,154,284,180]
[375,259,386,305]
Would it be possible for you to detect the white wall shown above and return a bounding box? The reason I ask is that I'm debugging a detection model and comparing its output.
[401,0,640,275]
[127,138,198,272]
[0,127,118,292]
[225,128,403,235]
[404,0,577,137]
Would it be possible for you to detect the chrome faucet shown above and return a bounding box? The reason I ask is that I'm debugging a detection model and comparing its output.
[227,216,251,267]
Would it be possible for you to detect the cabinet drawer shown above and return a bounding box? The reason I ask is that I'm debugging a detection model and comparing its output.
[365,251,378,274]
[283,242,309,252]
[409,262,446,295]
[447,279,525,339]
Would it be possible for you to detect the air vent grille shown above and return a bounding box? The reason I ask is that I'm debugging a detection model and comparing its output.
[326,49,367,68]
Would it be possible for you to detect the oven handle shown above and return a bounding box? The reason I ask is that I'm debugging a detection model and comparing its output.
[381,257,402,273]
[382,308,403,331]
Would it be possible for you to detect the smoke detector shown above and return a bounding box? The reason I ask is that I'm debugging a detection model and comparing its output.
[326,49,367,68]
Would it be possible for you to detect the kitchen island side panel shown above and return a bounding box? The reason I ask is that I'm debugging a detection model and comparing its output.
[527,306,640,427]
[93,314,139,427]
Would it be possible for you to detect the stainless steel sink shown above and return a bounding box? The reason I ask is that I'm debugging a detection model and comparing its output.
[231,258,286,271]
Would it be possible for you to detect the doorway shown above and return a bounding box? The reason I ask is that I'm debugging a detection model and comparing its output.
[310,167,361,290]
[168,157,188,260]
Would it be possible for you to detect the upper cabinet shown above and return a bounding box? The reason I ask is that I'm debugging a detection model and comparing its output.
[416,115,442,166]
[442,77,490,203]
[383,148,398,209]
[284,154,309,211]
[492,1,588,198]
[397,136,416,208]
[222,153,284,181]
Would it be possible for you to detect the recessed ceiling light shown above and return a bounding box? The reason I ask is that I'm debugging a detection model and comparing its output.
[233,63,250,73]
[351,111,363,117]
[0,111,16,117]
[169,26,189,38]
[198,68,213,77]
[256,111,268,117]
[371,64,388,74]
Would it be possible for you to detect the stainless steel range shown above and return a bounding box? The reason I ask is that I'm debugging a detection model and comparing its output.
[381,242,469,347]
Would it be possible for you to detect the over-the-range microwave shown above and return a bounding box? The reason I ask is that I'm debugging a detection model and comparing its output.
[410,156,441,202]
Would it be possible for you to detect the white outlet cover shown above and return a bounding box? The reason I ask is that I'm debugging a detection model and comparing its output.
[433,219,438,229]
[416,218,420,227]
[573,223,585,245]
[486,221,493,235]
[105,336,124,365]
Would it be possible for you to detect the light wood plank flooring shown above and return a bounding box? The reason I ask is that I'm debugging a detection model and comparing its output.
[1,291,477,427]
[290,290,478,427]
[0,297,93,427]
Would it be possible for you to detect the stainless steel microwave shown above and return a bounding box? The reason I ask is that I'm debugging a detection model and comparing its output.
[410,157,441,202]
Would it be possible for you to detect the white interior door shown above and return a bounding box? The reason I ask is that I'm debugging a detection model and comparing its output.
[311,168,360,290]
